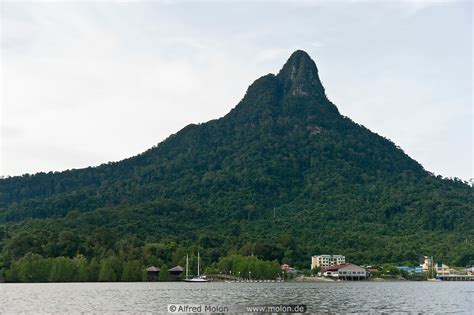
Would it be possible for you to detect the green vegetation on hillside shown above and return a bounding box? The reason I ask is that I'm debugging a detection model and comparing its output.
[0,51,472,281]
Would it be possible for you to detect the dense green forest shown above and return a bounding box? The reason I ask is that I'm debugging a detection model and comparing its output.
[0,51,472,281]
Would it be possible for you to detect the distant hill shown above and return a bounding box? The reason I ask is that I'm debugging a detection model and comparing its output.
[1,50,472,271]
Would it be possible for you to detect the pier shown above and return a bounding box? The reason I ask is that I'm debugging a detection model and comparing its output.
[437,275,474,281]
[205,274,242,281]
[202,274,281,282]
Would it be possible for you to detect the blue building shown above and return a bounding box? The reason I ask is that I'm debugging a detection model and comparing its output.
[395,266,416,274]
[414,266,423,275]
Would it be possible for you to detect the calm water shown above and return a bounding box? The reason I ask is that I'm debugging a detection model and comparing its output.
[0,281,473,314]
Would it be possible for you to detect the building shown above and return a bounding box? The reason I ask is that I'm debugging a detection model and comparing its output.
[281,264,291,271]
[281,264,297,274]
[421,256,433,272]
[311,255,345,269]
[466,266,474,275]
[435,262,451,276]
[146,266,160,281]
[321,263,367,280]
[168,265,184,280]
[419,257,452,276]
[395,266,416,274]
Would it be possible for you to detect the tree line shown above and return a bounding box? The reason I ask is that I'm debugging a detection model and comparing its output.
[1,252,284,283]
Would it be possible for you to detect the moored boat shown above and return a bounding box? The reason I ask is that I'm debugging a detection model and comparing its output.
[428,278,442,282]
[184,252,209,282]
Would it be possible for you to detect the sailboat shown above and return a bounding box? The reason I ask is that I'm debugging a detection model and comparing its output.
[184,252,208,282]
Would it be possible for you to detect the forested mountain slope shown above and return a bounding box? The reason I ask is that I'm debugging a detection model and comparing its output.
[1,51,472,271]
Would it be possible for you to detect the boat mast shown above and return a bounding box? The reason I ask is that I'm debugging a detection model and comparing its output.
[186,255,189,279]
[197,251,200,277]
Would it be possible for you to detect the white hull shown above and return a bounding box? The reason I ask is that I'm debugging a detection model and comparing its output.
[185,277,209,282]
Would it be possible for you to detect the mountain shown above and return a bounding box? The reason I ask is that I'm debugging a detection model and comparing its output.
[0,50,472,274]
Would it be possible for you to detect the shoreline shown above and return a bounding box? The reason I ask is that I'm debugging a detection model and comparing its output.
[0,278,463,284]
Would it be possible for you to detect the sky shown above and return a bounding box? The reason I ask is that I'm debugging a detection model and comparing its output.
[1,0,472,181]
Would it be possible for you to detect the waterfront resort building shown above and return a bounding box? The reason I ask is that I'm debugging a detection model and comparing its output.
[311,255,345,269]
[419,256,453,276]
[421,256,433,272]
[321,263,367,280]
[435,262,451,276]
[146,266,160,281]
[396,265,426,276]
[168,265,184,280]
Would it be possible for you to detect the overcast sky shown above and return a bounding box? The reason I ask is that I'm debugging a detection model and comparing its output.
[1,1,472,181]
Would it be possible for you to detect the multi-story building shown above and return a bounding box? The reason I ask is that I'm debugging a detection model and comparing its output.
[435,262,452,276]
[421,256,433,272]
[311,254,345,269]
[321,263,367,280]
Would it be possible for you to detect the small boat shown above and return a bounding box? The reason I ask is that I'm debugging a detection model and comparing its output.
[428,278,442,282]
[184,252,209,282]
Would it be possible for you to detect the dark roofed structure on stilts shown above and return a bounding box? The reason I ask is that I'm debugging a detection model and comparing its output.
[146,266,160,281]
[168,265,184,280]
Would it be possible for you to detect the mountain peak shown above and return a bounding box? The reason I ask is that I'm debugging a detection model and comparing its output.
[284,50,314,67]
[277,50,326,98]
